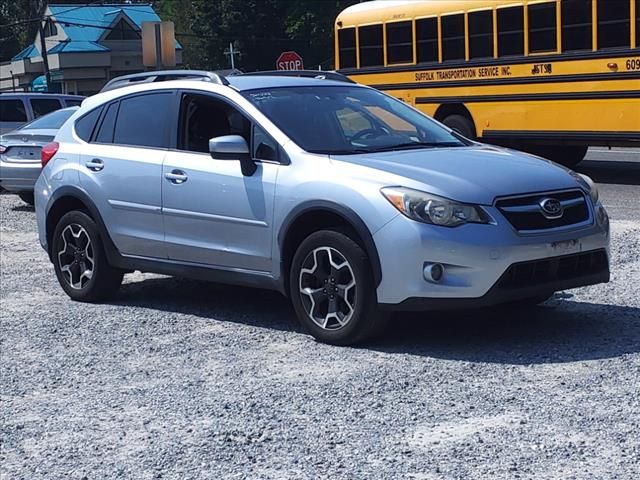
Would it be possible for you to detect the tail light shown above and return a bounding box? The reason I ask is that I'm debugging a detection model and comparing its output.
[0,145,7,154]
[41,142,59,167]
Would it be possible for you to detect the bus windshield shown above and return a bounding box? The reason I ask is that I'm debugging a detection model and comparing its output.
[243,86,466,155]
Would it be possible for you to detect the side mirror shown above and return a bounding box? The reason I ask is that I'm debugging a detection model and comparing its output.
[208,135,256,176]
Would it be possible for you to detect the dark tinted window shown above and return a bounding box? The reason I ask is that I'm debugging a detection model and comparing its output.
[95,103,119,144]
[105,19,140,40]
[338,28,357,69]
[253,126,278,161]
[441,14,465,61]
[0,99,27,122]
[529,2,557,52]
[64,99,83,107]
[23,107,76,130]
[386,21,413,64]
[359,24,384,67]
[498,6,524,56]
[416,18,438,63]
[469,10,494,59]
[74,107,103,142]
[30,98,62,118]
[562,0,592,51]
[598,1,630,49]
[113,93,173,148]
[637,0,640,47]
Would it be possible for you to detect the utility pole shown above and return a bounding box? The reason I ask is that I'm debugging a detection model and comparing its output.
[223,42,241,69]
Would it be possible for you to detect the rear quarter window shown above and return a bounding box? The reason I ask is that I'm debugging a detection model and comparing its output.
[0,99,28,122]
[75,107,104,142]
[30,98,63,118]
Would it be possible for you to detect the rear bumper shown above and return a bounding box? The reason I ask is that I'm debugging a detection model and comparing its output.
[381,249,609,311]
[0,159,40,192]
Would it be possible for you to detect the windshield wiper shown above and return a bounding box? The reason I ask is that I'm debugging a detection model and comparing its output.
[370,141,464,152]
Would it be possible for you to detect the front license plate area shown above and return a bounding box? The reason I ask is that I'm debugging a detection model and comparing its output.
[550,239,581,254]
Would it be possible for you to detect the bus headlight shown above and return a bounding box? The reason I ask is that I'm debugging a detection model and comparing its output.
[571,172,599,204]
[381,187,490,227]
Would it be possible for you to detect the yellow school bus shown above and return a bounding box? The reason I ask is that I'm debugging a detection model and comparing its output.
[335,0,640,166]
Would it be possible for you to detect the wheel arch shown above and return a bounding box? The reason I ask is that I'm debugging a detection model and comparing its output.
[433,103,477,138]
[278,201,383,295]
[45,186,119,263]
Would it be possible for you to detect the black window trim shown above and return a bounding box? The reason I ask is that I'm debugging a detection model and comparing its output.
[73,105,104,143]
[175,89,290,165]
[91,100,120,145]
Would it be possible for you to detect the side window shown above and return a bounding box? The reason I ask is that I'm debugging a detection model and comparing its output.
[597,1,630,49]
[0,99,28,122]
[74,106,103,142]
[441,14,465,61]
[338,28,357,69]
[529,2,557,53]
[497,6,524,57]
[94,102,119,144]
[562,0,592,52]
[469,10,494,59]
[178,93,250,154]
[30,98,62,118]
[64,99,83,107]
[252,126,278,161]
[637,0,640,47]
[386,21,413,64]
[358,24,384,67]
[416,17,438,63]
[113,92,173,148]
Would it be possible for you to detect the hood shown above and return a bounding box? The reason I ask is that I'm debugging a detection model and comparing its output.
[331,145,580,205]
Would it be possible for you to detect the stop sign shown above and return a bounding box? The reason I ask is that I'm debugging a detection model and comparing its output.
[276,51,304,71]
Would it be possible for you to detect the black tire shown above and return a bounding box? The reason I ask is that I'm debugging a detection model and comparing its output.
[442,114,476,140]
[289,229,386,345]
[51,210,123,302]
[18,191,35,206]
[525,145,588,168]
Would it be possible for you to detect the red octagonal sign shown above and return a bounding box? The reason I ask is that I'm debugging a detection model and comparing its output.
[276,51,304,71]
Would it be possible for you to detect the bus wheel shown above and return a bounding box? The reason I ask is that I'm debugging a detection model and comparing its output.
[442,114,476,140]
[531,145,588,168]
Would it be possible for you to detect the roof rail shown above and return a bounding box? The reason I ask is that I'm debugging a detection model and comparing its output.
[240,70,354,83]
[100,70,229,92]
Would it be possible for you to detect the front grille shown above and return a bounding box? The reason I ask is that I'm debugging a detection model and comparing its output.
[498,250,608,289]
[496,190,590,232]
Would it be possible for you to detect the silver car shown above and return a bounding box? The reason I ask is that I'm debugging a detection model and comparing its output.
[34,71,610,345]
[0,107,78,205]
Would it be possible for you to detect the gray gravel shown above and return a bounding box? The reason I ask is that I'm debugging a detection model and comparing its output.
[1,190,639,480]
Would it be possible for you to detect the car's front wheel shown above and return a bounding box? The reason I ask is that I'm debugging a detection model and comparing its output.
[289,229,386,345]
[52,210,123,302]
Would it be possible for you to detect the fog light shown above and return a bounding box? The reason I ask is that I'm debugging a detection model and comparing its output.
[423,263,444,283]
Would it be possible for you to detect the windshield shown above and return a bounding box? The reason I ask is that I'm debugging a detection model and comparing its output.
[22,107,77,131]
[242,86,466,154]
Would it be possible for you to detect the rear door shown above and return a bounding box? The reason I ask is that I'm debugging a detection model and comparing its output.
[79,91,177,258]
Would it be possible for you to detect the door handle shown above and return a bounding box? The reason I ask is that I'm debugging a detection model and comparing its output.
[164,169,188,184]
[85,158,104,172]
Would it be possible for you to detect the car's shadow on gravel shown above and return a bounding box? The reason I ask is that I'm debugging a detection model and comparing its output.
[372,296,640,364]
[115,277,639,365]
[11,204,34,212]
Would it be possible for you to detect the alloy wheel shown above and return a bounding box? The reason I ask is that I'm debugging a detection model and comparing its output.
[57,224,94,290]
[298,246,356,330]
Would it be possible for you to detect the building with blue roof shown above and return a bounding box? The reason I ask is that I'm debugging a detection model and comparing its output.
[1,3,182,95]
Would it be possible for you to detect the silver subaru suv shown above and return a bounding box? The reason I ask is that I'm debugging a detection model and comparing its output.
[34,70,610,345]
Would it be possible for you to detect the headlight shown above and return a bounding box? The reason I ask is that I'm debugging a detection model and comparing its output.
[571,172,599,204]
[381,187,490,227]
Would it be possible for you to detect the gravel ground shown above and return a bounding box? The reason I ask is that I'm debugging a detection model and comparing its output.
[1,192,639,480]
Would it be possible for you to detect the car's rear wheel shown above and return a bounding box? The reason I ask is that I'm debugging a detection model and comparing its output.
[289,230,386,345]
[18,192,35,206]
[52,210,123,302]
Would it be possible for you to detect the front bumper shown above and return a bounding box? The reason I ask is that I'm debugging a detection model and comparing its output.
[374,202,610,307]
[0,158,40,192]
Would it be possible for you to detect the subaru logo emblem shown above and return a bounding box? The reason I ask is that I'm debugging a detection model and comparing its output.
[539,197,563,219]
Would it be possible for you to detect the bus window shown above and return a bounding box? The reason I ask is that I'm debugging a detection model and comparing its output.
[441,14,465,61]
[469,10,494,59]
[386,21,413,64]
[562,0,592,52]
[597,1,631,49]
[338,28,357,69]
[359,24,384,67]
[637,0,640,47]
[416,18,438,63]
[497,6,524,57]
[529,2,557,53]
